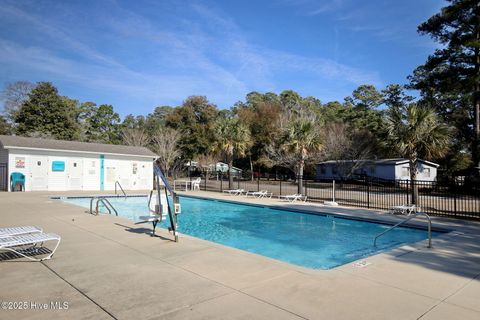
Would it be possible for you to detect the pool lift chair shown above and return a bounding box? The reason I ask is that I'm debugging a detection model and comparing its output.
[136,165,181,242]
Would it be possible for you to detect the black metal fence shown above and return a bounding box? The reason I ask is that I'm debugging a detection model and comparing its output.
[189,174,480,220]
[0,163,7,191]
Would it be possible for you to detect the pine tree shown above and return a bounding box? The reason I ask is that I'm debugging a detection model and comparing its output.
[14,82,79,140]
[410,0,480,166]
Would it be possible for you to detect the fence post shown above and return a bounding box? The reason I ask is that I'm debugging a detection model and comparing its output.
[279,180,282,196]
[453,182,457,217]
[257,175,260,192]
[237,176,240,189]
[366,178,370,209]
[333,180,336,203]
[204,176,207,191]
[220,174,223,192]
[406,180,409,204]
[304,178,308,197]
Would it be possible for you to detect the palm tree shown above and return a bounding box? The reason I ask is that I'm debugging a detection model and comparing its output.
[282,116,322,194]
[385,103,450,204]
[214,118,252,189]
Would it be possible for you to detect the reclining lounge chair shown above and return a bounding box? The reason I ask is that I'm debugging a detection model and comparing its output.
[0,232,61,261]
[0,226,43,238]
[245,190,273,199]
[389,204,419,216]
[222,189,244,196]
[279,194,308,203]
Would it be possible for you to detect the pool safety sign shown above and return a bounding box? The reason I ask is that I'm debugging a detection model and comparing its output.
[15,157,25,168]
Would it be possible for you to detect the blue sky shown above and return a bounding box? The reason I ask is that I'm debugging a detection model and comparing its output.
[0,0,444,117]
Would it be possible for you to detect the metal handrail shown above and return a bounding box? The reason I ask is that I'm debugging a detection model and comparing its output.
[97,198,119,216]
[115,181,127,198]
[147,190,154,209]
[374,212,432,248]
[89,197,118,216]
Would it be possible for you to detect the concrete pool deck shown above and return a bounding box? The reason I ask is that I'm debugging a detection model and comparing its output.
[0,190,479,320]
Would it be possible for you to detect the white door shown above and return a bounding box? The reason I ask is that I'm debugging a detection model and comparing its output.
[137,162,150,190]
[68,159,83,190]
[48,158,67,191]
[28,156,49,191]
[117,160,131,190]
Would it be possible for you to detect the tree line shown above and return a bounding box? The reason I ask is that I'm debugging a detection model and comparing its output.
[0,0,478,202]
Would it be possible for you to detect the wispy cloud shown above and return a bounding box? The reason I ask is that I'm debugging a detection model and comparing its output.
[281,0,345,15]
[0,0,383,113]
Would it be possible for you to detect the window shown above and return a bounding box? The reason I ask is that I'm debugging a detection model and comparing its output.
[37,161,42,166]
[73,163,77,167]
[424,168,431,178]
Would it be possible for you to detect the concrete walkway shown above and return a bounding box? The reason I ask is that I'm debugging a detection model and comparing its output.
[0,190,479,320]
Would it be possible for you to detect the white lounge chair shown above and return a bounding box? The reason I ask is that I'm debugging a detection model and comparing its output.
[0,226,43,238]
[245,190,272,199]
[222,189,244,196]
[0,233,61,261]
[279,194,307,203]
[389,204,419,216]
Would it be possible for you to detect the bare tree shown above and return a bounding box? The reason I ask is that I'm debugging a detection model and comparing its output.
[152,128,181,177]
[1,81,35,121]
[122,128,149,146]
[195,152,219,179]
[323,123,373,179]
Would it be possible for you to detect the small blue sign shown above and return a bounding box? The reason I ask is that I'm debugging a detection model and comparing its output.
[52,161,65,172]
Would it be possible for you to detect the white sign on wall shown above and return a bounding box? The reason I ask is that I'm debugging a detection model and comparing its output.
[106,167,116,183]
[15,157,25,168]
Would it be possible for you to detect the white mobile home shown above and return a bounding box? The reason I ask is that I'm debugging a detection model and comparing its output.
[316,158,439,181]
[0,135,157,192]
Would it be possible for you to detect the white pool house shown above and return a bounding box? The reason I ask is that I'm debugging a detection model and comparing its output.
[0,135,156,192]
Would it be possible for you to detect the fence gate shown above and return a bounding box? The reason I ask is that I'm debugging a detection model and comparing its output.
[0,163,7,191]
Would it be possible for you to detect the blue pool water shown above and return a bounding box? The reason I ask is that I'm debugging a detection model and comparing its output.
[61,196,438,269]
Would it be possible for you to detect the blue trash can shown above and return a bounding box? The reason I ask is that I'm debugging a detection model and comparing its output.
[10,172,25,192]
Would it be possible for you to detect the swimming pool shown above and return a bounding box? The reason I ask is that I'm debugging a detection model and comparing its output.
[60,195,439,269]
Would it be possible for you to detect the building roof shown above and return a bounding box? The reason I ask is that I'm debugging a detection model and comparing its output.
[317,158,439,168]
[0,135,157,158]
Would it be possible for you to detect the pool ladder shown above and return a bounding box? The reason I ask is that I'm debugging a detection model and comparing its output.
[374,212,432,248]
[115,181,127,198]
[89,197,119,216]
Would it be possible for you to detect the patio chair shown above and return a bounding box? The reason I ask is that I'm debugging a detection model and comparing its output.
[389,204,419,216]
[279,194,307,203]
[0,232,61,261]
[222,189,244,196]
[191,178,201,191]
[0,226,43,238]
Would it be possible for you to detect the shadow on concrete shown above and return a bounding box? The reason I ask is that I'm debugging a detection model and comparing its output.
[114,223,172,241]
[0,247,52,262]
[382,233,480,279]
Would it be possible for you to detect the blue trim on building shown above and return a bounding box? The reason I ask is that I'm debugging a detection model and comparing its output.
[100,155,105,191]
